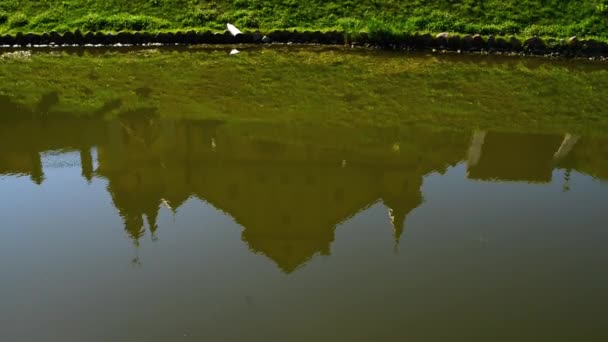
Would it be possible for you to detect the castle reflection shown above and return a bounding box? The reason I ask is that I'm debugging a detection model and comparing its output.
[92,115,469,272]
[1,103,606,272]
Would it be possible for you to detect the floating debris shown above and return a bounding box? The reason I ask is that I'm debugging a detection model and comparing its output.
[392,143,400,153]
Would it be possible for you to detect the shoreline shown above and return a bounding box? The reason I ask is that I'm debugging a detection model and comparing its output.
[1,30,607,60]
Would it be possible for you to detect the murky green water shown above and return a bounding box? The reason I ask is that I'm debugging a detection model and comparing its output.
[1,47,608,341]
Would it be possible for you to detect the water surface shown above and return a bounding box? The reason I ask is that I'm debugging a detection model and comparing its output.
[1,48,607,341]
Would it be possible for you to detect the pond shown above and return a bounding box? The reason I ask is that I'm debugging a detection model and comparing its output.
[1,47,607,341]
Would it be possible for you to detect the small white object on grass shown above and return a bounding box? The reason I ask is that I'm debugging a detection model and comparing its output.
[230,49,240,55]
[227,23,243,36]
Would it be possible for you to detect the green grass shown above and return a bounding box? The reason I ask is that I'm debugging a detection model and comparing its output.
[0,1,607,39]
[1,46,607,136]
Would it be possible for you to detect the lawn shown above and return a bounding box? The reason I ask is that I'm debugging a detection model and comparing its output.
[0,1,607,40]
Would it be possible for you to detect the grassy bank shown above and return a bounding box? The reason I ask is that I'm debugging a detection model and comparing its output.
[0,1,607,40]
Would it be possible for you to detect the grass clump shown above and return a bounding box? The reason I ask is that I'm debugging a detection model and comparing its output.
[0,12,8,25]
[179,9,219,28]
[8,13,28,29]
[366,18,408,44]
[74,13,171,31]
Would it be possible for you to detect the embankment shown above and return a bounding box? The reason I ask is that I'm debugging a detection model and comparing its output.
[1,30,607,58]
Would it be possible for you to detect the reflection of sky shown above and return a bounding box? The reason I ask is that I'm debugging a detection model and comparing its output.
[422,163,608,234]
[37,148,99,170]
[1,157,608,341]
[40,150,82,169]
